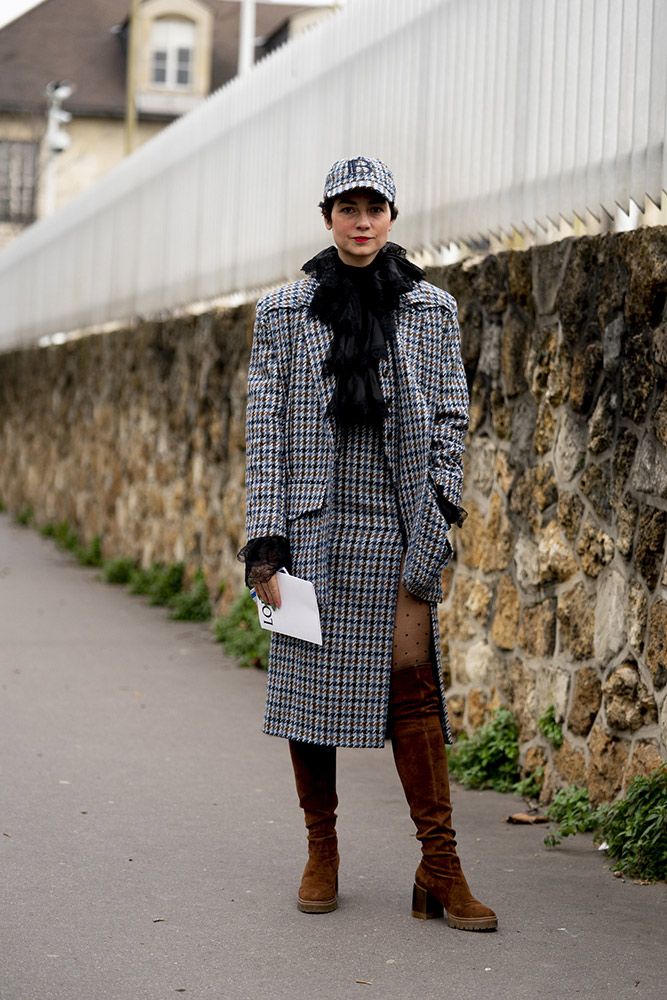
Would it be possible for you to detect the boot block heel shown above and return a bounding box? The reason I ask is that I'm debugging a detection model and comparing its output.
[412,882,444,920]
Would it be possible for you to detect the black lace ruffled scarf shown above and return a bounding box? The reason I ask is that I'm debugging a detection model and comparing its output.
[302,243,425,428]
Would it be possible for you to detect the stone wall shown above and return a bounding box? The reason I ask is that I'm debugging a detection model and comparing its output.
[0,308,253,605]
[1,227,666,801]
[431,227,667,804]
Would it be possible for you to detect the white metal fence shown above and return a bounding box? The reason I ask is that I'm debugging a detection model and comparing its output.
[1,0,666,351]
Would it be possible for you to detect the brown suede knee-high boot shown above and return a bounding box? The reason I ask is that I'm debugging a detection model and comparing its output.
[288,739,339,913]
[388,664,497,931]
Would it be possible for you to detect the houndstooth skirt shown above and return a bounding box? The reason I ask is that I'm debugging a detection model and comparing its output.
[263,416,452,748]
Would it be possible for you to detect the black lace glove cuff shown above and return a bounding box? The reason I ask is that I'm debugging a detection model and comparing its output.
[237,535,292,588]
[431,481,468,528]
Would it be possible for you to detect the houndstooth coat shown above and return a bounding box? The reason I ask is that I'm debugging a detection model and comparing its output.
[245,270,469,747]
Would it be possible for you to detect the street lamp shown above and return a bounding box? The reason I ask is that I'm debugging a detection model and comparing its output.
[44,80,74,215]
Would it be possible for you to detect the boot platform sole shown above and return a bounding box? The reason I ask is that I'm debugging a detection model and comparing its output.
[412,883,498,931]
[298,874,338,913]
[297,894,338,914]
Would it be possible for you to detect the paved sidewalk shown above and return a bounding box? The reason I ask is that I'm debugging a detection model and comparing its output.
[1,514,665,1000]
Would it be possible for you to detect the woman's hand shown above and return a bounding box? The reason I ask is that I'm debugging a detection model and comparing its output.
[253,568,282,609]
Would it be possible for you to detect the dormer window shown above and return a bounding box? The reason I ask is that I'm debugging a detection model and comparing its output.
[150,17,196,89]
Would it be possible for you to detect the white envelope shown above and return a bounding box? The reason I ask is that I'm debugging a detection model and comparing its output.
[252,570,322,645]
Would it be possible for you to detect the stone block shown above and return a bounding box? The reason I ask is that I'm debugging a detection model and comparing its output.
[568,667,602,736]
[545,348,573,408]
[556,237,598,347]
[651,390,667,449]
[494,450,515,495]
[634,506,667,591]
[554,410,587,482]
[603,662,657,732]
[478,319,503,382]
[465,580,492,625]
[554,740,587,787]
[522,746,548,798]
[490,575,520,650]
[446,694,466,736]
[620,330,654,424]
[558,583,595,660]
[501,306,530,397]
[475,255,508,315]
[467,688,489,732]
[468,374,487,433]
[526,324,557,401]
[514,533,540,590]
[518,599,557,658]
[496,658,537,741]
[569,343,603,415]
[535,666,570,721]
[466,436,497,496]
[479,493,515,573]
[532,239,572,316]
[463,640,496,687]
[625,741,665,786]
[579,462,612,520]
[587,724,629,805]
[631,436,667,501]
[507,249,534,314]
[490,388,512,439]
[616,495,639,559]
[538,520,578,583]
[652,325,667,371]
[627,582,648,652]
[558,491,584,544]
[587,385,617,454]
[577,522,614,578]
[459,499,485,569]
[448,578,476,642]
[509,396,539,461]
[602,317,623,373]
[510,463,557,531]
[620,227,667,329]
[452,649,469,686]
[534,399,556,455]
[611,430,637,506]
[646,599,667,689]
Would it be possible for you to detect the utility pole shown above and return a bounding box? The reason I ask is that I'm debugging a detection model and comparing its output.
[124,0,140,155]
[44,81,73,216]
[238,0,256,76]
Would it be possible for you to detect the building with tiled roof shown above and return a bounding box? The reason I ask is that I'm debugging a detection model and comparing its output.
[0,0,329,247]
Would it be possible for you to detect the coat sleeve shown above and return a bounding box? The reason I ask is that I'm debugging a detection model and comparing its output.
[428,298,469,515]
[245,298,288,541]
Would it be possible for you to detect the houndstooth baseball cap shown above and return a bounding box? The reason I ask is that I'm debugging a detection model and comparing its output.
[322,156,396,203]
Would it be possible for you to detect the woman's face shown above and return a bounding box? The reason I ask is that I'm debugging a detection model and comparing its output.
[325,189,394,267]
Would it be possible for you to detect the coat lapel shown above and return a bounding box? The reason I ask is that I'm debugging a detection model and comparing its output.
[298,279,336,442]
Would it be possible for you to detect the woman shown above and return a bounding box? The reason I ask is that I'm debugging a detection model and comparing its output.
[240,156,497,931]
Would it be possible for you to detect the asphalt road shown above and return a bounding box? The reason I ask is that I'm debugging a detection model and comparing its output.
[1,515,665,1000]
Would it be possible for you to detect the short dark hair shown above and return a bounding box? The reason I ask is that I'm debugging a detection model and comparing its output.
[319,190,399,223]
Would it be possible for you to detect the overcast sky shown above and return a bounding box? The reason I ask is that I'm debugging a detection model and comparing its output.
[0,0,44,31]
[0,0,341,32]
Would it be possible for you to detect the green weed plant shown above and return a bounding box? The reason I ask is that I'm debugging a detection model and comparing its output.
[128,562,184,605]
[168,566,212,621]
[447,706,521,793]
[538,705,564,749]
[14,503,33,526]
[544,785,598,847]
[596,765,667,882]
[128,562,162,595]
[75,535,103,568]
[213,590,270,669]
[52,520,79,551]
[100,557,137,584]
